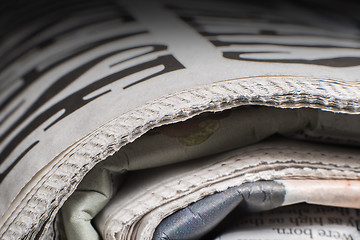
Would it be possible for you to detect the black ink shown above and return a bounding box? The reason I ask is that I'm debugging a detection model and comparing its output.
[0,141,39,183]
[211,40,360,49]
[0,0,112,71]
[223,51,360,67]
[0,31,147,113]
[0,100,24,126]
[200,31,360,41]
[0,51,184,182]
[0,39,155,146]
[123,55,185,89]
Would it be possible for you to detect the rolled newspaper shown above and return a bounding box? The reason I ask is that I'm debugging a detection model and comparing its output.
[0,0,359,239]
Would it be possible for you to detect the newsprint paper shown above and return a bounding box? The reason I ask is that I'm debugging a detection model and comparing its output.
[0,0,360,239]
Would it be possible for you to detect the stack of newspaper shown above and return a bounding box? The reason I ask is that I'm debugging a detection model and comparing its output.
[0,0,359,239]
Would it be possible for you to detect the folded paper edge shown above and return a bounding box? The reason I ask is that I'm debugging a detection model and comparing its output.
[1,75,360,239]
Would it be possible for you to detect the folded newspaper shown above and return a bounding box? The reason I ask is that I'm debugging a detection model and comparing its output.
[1,0,360,239]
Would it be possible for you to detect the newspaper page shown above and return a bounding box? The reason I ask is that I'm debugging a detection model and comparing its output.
[213,204,360,240]
[0,0,360,239]
[92,139,360,240]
